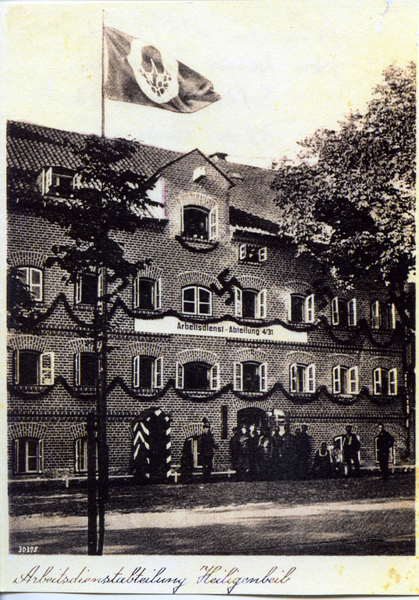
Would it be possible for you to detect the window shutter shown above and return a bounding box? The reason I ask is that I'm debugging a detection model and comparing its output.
[305,294,314,323]
[210,363,220,390]
[38,439,44,473]
[239,244,247,260]
[371,301,380,329]
[348,299,357,326]
[74,353,81,386]
[155,278,162,309]
[235,287,242,317]
[44,167,52,194]
[290,364,297,392]
[349,366,358,394]
[180,206,184,235]
[258,289,267,318]
[373,368,382,395]
[97,270,104,300]
[30,268,43,301]
[332,297,339,325]
[258,247,267,262]
[133,355,140,388]
[209,206,218,240]
[389,368,397,395]
[176,362,184,389]
[233,362,243,391]
[14,350,20,385]
[75,276,82,304]
[133,275,139,309]
[307,364,315,393]
[333,366,341,394]
[260,362,268,392]
[390,303,396,329]
[40,352,54,385]
[154,357,163,389]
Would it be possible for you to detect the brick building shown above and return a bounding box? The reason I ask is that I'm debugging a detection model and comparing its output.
[7,120,411,482]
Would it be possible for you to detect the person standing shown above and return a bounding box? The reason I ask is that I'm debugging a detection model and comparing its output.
[229,427,240,474]
[375,423,394,480]
[342,425,361,476]
[236,425,250,481]
[312,442,333,478]
[258,428,273,480]
[199,423,218,482]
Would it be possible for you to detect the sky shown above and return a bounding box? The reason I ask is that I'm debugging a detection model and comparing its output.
[4,0,417,166]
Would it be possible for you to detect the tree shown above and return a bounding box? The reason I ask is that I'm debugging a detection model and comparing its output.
[271,62,416,329]
[9,133,158,554]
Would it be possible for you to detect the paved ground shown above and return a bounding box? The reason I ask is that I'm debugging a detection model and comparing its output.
[8,472,415,555]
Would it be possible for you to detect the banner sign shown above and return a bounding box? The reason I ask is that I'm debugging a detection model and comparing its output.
[134,316,307,343]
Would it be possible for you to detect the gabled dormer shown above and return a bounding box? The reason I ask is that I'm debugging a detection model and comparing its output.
[38,166,78,197]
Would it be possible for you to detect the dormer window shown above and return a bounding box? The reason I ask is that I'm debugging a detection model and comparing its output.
[181,205,218,240]
[193,166,206,182]
[239,244,267,263]
[39,167,76,196]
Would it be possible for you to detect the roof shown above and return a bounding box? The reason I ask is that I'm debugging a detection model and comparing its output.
[7,120,281,231]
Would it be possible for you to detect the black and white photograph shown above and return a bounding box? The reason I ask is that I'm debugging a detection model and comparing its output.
[2,0,417,594]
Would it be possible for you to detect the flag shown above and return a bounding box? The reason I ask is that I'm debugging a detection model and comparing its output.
[105,26,221,113]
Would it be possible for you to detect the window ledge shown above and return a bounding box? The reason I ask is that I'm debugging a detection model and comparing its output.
[14,385,48,393]
[181,389,215,397]
[74,386,96,394]
[133,388,160,395]
[234,390,266,397]
[176,235,218,252]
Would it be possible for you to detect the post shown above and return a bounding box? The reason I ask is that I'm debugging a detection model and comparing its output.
[101,9,106,138]
[87,410,98,555]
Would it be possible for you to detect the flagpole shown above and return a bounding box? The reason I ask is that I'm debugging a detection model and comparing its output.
[101,9,105,138]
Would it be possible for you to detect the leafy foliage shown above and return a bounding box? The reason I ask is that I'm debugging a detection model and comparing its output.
[272,62,416,327]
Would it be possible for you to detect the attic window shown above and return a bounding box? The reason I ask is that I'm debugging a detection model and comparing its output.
[39,167,76,196]
[193,166,206,182]
[229,172,244,180]
[239,244,267,263]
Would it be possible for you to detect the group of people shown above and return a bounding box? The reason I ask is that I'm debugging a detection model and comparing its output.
[229,423,312,481]
[179,420,395,484]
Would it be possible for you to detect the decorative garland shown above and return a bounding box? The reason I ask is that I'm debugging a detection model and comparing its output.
[8,376,401,407]
[175,235,219,253]
[17,294,403,350]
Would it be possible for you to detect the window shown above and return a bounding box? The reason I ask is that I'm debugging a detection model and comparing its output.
[74,436,98,473]
[235,287,266,318]
[133,356,163,389]
[332,365,358,395]
[74,352,97,387]
[40,166,75,196]
[14,350,54,386]
[14,437,43,473]
[290,363,315,393]
[193,166,206,182]
[239,244,268,263]
[234,361,267,392]
[290,294,314,323]
[75,273,100,305]
[133,277,161,310]
[176,361,219,391]
[182,205,218,240]
[182,286,212,316]
[371,301,396,330]
[17,267,43,301]
[373,368,397,395]
[332,298,357,326]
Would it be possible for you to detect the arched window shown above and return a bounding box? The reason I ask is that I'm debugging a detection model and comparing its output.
[371,301,396,330]
[373,368,397,395]
[290,363,315,393]
[234,361,267,392]
[332,365,358,395]
[290,294,314,323]
[17,267,43,301]
[182,205,218,240]
[176,361,219,391]
[182,286,212,316]
[133,276,161,310]
[133,356,163,389]
[235,288,266,319]
[332,298,357,326]
[14,350,54,386]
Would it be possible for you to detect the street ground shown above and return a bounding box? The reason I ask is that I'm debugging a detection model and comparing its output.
[8,472,415,555]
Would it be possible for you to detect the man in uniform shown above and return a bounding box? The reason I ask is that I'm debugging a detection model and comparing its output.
[375,423,394,480]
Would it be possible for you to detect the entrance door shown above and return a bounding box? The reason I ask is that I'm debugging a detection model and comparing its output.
[237,407,268,430]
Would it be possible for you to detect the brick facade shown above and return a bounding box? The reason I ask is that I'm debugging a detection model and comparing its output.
[7,120,411,481]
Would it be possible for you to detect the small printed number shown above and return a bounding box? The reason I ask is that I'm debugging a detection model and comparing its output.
[18,546,38,553]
